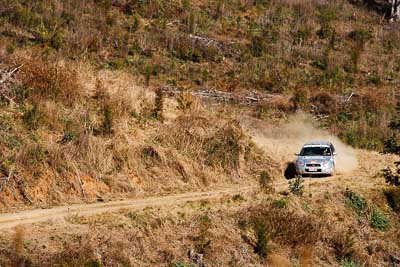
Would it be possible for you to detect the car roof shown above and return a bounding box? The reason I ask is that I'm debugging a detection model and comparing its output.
[303,141,332,147]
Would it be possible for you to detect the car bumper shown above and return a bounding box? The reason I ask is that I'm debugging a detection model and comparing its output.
[296,166,334,175]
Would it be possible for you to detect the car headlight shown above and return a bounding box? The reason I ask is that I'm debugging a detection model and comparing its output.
[322,161,331,168]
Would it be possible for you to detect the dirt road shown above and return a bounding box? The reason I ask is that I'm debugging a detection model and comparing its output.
[0,186,256,230]
[0,113,396,231]
[0,152,394,231]
[0,148,391,231]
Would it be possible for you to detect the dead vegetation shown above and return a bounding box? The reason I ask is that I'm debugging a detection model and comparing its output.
[0,0,399,266]
[0,185,397,267]
[0,52,278,210]
[0,0,399,149]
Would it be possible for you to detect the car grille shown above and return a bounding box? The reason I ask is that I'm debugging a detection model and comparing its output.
[306,164,321,167]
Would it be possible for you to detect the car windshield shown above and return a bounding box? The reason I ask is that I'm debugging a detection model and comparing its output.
[300,146,331,156]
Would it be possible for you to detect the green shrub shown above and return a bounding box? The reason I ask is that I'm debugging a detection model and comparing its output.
[370,208,390,231]
[317,5,337,39]
[272,198,288,209]
[101,103,114,135]
[253,219,270,259]
[105,58,126,70]
[289,175,304,196]
[50,31,63,50]
[349,29,373,50]
[144,64,153,86]
[317,23,335,39]
[341,258,359,267]
[6,44,16,54]
[294,25,312,44]
[344,190,367,213]
[250,35,266,57]
[349,47,361,73]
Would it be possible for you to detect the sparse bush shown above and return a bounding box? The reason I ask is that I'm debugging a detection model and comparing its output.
[250,35,266,57]
[310,92,338,115]
[153,87,164,121]
[22,102,43,130]
[232,194,245,201]
[253,219,270,258]
[194,214,212,255]
[294,25,312,44]
[101,102,114,135]
[259,170,272,192]
[341,258,359,267]
[289,175,304,196]
[369,208,390,231]
[247,204,323,248]
[331,228,356,261]
[176,91,194,112]
[317,5,337,39]
[348,47,361,73]
[206,122,243,174]
[382,161,400,187]
[291,88,309,110]
[349,29,373,50]
[384,188,400,213]
[317,23,335,39]
[6,44,16,54]
[272,198,288,209]
[144,64,153,86]
[50,31,64,50]
[17,142,46,168]
[344,190,367,213]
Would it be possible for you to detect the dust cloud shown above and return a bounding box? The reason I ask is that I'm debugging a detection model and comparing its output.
[242,113,358,174]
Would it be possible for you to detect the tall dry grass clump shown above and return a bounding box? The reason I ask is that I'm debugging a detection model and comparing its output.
[21,58,83,106]
[13,225,24,257]
[240,203,324,250]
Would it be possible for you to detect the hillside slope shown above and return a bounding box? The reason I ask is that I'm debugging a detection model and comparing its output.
[0,58,279,211]
[1,0,399,149]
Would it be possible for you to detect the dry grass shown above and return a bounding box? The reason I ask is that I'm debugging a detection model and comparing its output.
[0,178,399,267]
[0,56,278,209]
[267,253,292,267]
[246,203,324,247]
[21,58,83,106]
[13,225,24,257]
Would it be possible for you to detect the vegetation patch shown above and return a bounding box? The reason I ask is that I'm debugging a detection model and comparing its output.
[369,208,390,231]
